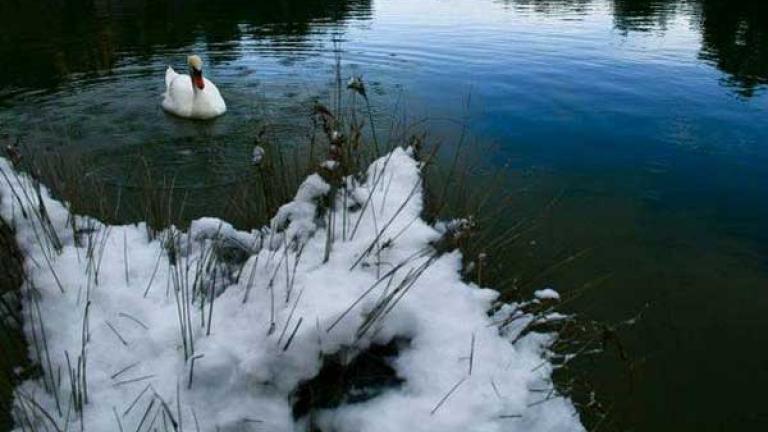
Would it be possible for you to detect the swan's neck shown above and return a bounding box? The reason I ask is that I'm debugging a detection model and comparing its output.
[190,68,204,96]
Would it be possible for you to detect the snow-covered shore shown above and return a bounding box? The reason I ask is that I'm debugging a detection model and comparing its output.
[0,148,584,431]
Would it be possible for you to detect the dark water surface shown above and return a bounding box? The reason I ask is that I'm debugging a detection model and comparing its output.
[1,0,767,430]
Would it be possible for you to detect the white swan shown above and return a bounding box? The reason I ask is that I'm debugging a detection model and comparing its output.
[162,55,227,120]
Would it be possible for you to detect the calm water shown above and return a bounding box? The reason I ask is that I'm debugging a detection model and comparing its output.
[1,0,767,429]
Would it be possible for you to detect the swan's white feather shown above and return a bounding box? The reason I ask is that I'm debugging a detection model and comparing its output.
[165,66,178,89]
[161,66,226,120]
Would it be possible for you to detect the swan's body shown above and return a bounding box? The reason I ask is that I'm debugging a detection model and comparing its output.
[162,57,226,120]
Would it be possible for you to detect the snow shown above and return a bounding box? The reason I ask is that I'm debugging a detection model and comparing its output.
[0,148,584,432]
[320,160,339,170]
[534,288,561,301]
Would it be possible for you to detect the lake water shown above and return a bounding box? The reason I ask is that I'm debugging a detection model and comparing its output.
[1,0,767,430]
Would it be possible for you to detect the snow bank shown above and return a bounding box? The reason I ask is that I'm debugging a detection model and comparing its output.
[534,288,561,301]
[0,148,584,431]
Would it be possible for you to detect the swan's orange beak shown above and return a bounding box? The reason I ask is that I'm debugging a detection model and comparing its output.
[192,70,205,90]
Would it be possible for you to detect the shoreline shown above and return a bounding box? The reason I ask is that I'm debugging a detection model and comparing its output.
[5,150,588,430]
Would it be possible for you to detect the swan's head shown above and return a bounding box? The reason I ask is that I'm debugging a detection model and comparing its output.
[187,55,205,90]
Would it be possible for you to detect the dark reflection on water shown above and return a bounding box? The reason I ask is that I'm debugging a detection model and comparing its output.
[612,0,768,96]
[1,0,768,431]
[698,0,768,96]
[500,0,594,15]
[0,0,372,91]
[499,0,768,96]
[612,0,685,32]
[1,0,766,97]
